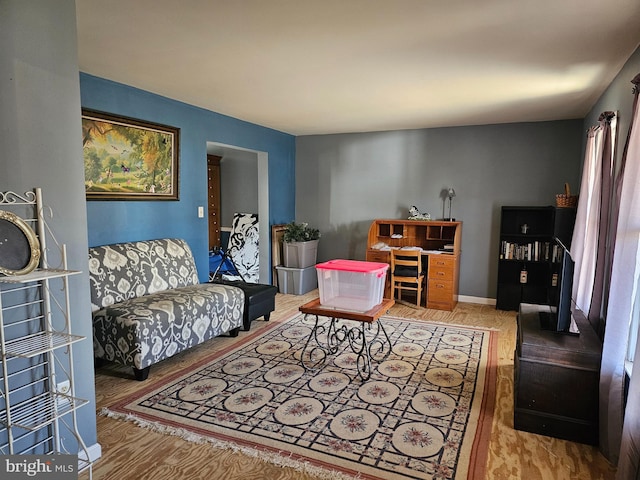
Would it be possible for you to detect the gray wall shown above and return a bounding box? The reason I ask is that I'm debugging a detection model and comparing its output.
[220,150,259,226]
[0,0,97,452]
[580,46,640,336]
[583,46,640,166]
[296,120,583,300]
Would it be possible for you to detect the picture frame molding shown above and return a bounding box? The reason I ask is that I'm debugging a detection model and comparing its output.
[82,109,180,201]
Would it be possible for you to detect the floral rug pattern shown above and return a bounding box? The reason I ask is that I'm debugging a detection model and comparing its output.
[109,314,496,480]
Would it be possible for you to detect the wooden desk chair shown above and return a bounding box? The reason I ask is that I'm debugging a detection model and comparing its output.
[390,249,425,307]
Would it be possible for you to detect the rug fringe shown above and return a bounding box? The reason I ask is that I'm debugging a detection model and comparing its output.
[99,407,361,480]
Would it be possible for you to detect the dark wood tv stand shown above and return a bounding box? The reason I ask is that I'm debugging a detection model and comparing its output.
[514,303,602,445]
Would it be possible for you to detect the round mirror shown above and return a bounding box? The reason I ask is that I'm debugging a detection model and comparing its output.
[0,210,41,276]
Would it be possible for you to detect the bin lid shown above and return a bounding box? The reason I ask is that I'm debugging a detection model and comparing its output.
[315,259,389,274]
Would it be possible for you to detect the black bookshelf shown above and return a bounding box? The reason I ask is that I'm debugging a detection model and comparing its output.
[496,206,576,311]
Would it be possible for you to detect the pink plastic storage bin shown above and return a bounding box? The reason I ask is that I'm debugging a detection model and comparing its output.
[315,259,389,312]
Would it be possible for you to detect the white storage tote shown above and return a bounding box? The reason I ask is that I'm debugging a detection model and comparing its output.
[315,259,388,312]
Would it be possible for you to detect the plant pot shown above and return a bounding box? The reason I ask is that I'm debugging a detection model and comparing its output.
[283,239,319,268]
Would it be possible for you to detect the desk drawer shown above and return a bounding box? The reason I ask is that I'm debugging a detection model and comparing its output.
[428,278,453,301]
[366,250,390,264]
[428,255,455,280]
[427,278,455,310]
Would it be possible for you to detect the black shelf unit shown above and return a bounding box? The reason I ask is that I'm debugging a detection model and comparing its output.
[496,206,576,311]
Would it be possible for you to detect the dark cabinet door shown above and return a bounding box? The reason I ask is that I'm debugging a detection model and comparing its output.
[207,155,222,250]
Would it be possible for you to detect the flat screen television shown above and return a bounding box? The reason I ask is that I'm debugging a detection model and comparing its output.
[539,237,579,335]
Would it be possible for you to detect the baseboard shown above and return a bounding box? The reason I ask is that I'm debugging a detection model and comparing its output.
[458,295,496,306]
[79,443,102,463]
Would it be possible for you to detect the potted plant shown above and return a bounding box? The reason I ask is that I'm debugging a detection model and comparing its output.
[282,221,320,268]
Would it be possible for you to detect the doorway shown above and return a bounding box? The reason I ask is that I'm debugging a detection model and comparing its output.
[206,142,269,284]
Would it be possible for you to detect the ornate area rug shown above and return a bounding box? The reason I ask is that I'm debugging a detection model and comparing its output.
[103,313,497,480]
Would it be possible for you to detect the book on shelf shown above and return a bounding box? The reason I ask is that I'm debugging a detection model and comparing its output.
[500,240,551,261]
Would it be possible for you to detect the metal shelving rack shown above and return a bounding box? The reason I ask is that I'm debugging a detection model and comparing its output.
[0,188,92,478]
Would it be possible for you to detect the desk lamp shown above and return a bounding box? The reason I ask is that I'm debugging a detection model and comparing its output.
[447,187,456,221]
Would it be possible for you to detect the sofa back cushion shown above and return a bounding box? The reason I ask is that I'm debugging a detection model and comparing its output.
[88,238,199,312]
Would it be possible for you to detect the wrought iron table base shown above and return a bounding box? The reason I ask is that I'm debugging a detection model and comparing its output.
[301,314,392,381]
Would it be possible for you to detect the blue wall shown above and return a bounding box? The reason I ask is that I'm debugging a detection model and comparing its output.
[80,74,296,281]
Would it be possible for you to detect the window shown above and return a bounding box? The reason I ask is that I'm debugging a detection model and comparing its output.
[625,239,640,376]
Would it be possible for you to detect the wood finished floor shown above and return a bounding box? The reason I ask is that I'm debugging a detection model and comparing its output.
[81,291,616,480]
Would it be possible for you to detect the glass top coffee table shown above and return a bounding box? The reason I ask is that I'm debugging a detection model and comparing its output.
[298,298,395,380]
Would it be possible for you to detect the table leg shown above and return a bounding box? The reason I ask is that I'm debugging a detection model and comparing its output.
[348,320,392,381]
[326,316,347,354]
[301,314,326,371]
[368,320,392,362]
[300,314,392,381]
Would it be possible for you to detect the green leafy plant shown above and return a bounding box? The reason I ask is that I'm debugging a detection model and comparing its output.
[283,221,320,243]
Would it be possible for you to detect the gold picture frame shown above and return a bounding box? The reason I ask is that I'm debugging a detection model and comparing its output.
[82,109,180,200]
[0,210,41,276]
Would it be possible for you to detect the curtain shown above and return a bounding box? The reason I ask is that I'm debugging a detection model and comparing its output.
[597,113,618,324]
[571,125,604,315]
[571,112,617,335]
[617,243,640,478]
[601,74,640,469]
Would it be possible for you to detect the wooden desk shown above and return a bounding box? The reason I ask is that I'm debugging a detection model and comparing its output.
[366,219,462,310]
[514,303,602,444]
[298,298,395,380]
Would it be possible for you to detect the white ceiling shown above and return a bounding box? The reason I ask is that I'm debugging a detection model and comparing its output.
[76,0,640,136]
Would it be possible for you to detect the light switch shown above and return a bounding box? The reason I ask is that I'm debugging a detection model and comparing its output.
[198,206,204,218]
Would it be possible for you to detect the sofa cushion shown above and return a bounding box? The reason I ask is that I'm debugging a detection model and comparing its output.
[92,283,244,370]
[88,238,199,312]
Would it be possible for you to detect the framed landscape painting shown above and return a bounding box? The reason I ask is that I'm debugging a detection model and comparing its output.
[82,109,180,200]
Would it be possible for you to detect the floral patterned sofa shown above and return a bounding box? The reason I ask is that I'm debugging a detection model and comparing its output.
[88,238,244,380]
